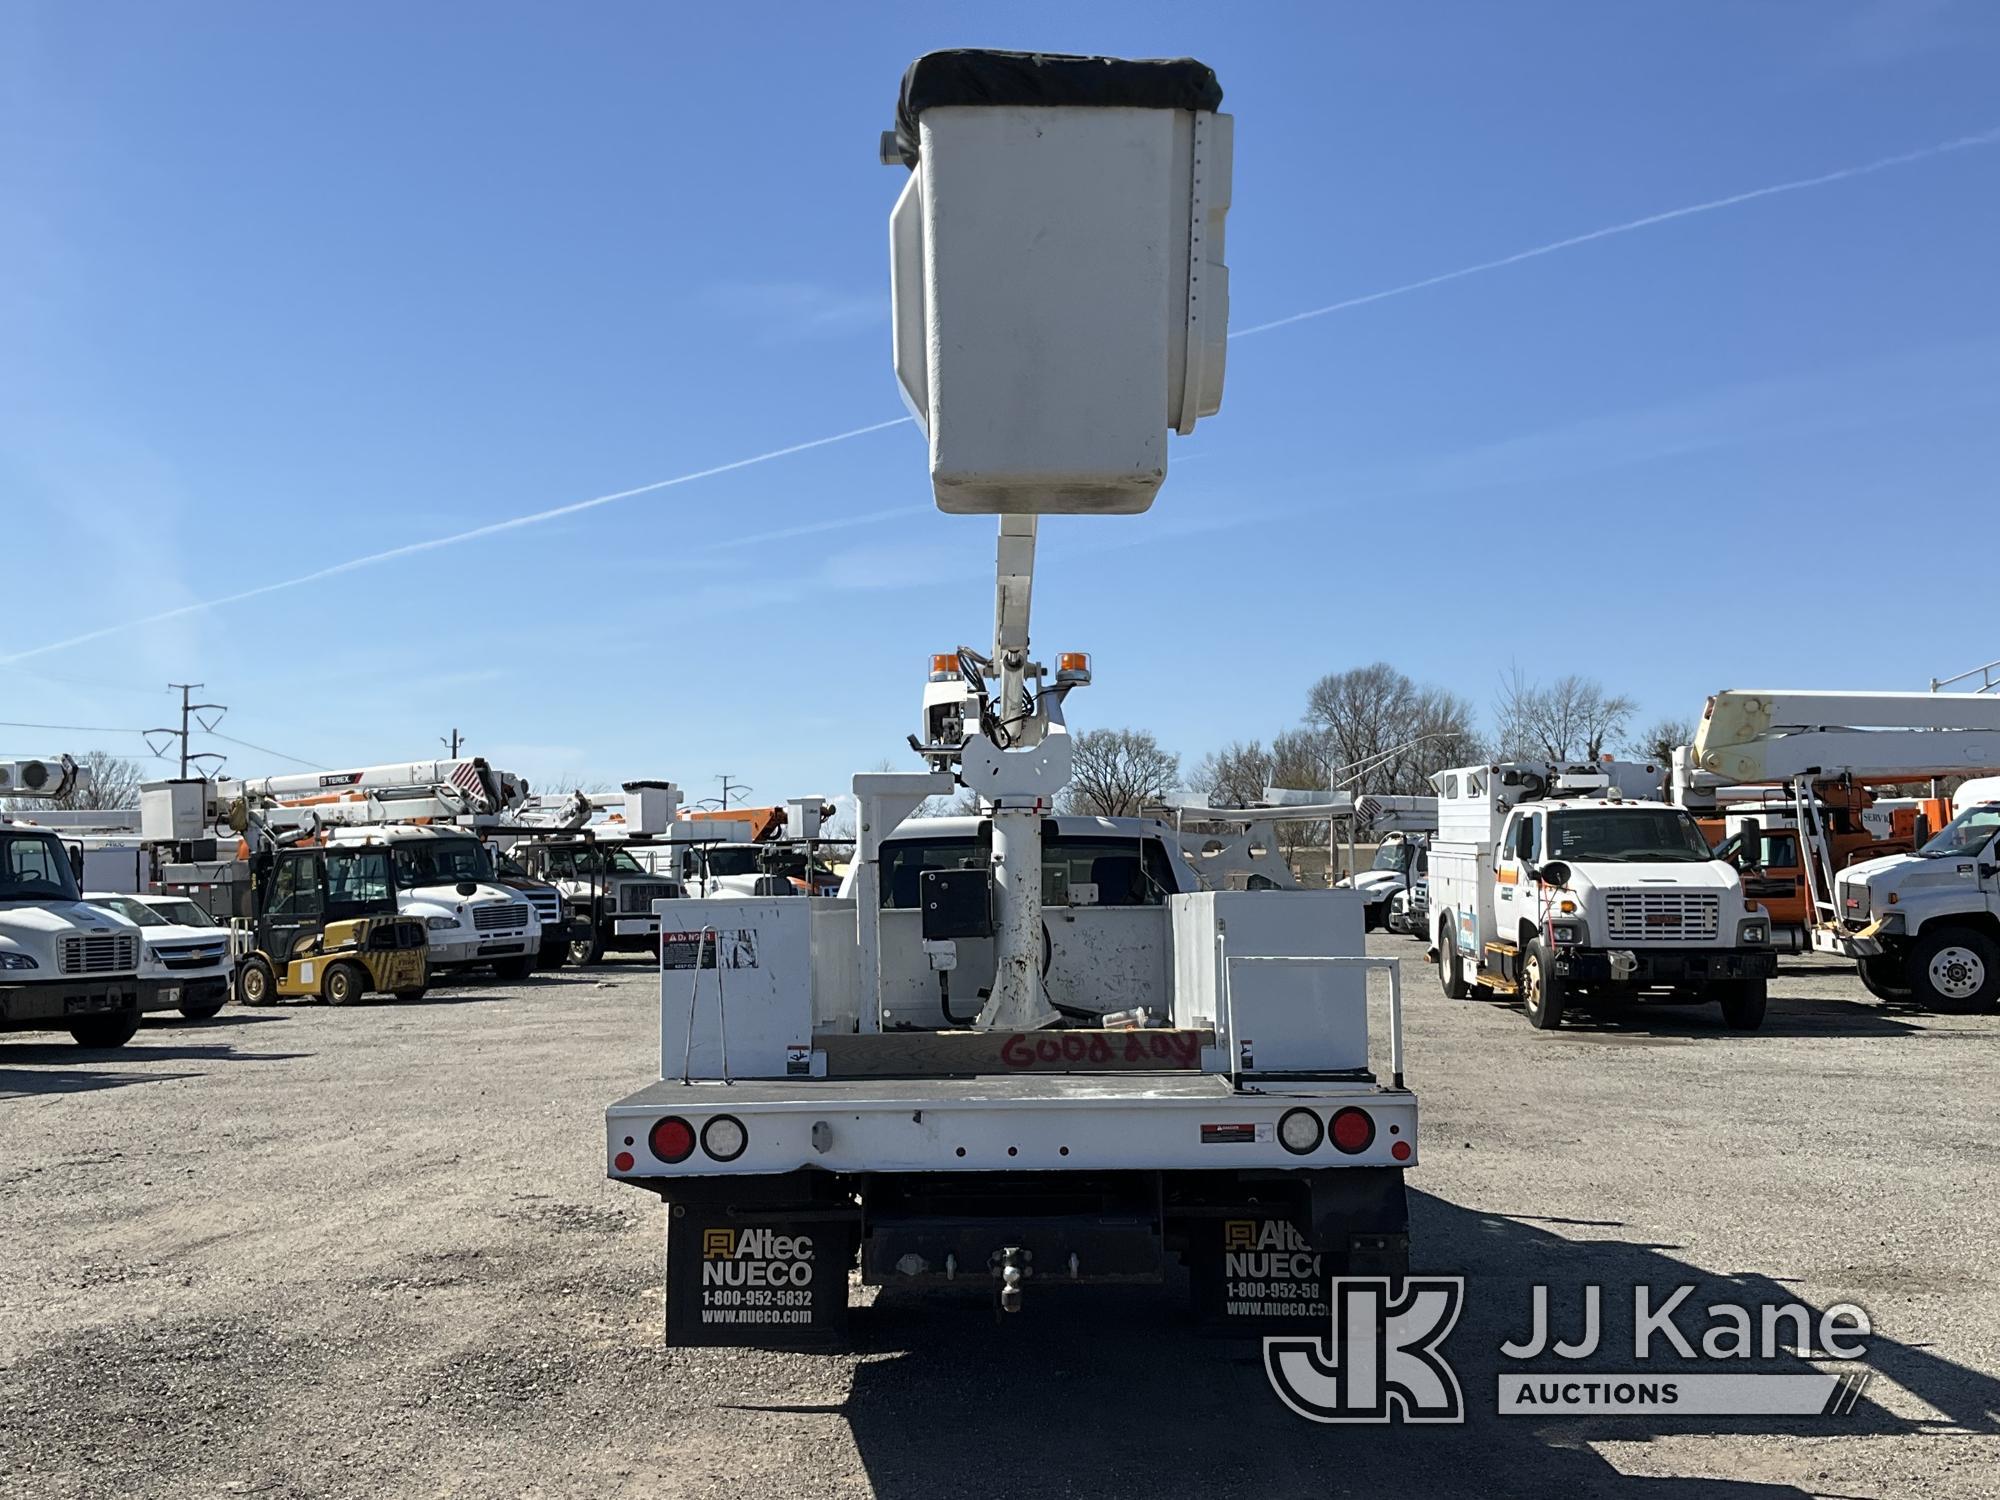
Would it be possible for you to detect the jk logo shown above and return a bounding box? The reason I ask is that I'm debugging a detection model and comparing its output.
[1264,1277,1466,1424]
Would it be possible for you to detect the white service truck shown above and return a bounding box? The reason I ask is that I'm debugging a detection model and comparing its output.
[1687,689,2000,1010]
[604,50,1417,1347]
[0,756,145,1048]
[325,826,542,981]
[1427,760,1775,1030]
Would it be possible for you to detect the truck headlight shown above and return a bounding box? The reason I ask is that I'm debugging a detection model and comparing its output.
[0,951,38,971]
[425,916,458,931]
[1552,921,1585,946]
[1738,918,1769,945]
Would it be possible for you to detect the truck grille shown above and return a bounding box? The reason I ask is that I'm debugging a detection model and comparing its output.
[524,890,561,929]
[1840,881,1871,921]
[61,932,140,975]
[154,941,231,971]
[1604,891,1720,943]
[471,901,530,933]
[621,883,678,914]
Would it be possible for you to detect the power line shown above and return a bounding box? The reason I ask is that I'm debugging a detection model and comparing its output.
[205,731,326,771]
[0,719,147,735]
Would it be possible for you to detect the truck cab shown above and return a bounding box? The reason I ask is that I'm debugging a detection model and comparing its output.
[1831,799,2000,1010]
[509,837,680,966]
[1429,762,1775,1030]
[1351,831,1428,934]
[327,826,542,981]
[854,814,1203,1028]
[0,816,144,1048]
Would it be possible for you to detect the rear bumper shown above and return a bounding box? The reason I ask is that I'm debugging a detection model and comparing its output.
[1557,946,1778,986]
[1,978,142,1031]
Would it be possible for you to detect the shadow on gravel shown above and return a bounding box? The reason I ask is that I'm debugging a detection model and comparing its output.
[140,1012,291,1031]
[0,1041,312,1098]
[1480,996,1928,1041]
[806,1191,1998,1500]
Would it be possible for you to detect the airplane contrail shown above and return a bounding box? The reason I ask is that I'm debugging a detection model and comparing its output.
[1229,125,2000,338]
[0,416,915,666]
[9,127,1993,665]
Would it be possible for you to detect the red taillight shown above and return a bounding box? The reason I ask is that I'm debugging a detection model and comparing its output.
[1390,1139,1411,1162]
[649,1116,696,1164]
[1329,1107,1375,1154]
[613,1150,635,1172]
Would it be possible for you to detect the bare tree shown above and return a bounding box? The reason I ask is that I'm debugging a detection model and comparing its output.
[1062,728,1180,817]
[1624,716,1694,768]
[1492,669,1635,763]
[1190,739,1271,808]
[7,750,144,811]
[1304,663,1479,797]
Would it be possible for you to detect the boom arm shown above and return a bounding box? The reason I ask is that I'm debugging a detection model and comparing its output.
[1693,691,2000,785]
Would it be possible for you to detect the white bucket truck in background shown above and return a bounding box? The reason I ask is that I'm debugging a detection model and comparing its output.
[0,755,145,1049]
[606,51,1417,1349]
[1427,759,1775,1030]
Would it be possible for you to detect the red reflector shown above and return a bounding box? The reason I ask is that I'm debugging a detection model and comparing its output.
[649,1116,696,1164]
[1390,1140,1411,1162]
[1329,1107,1375,1154]
[613,1150,635,1172]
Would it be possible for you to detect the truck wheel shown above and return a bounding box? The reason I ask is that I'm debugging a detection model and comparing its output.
[1521,939,1566,1030]
[238,956,278,1007]
[1437,918,1470,999]
[1857,954,1912,1003]
[179,1000,227,1020]
[1364,903,1386,934]
[1717,976,1768,1030]
[1908,927,2000,1012]
[322,961,367,1007]
[69,1013,140,1049]
[568,934,605,967]
[491,955,535,983]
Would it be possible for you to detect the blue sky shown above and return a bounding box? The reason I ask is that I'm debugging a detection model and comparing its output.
[3,2,1997,802]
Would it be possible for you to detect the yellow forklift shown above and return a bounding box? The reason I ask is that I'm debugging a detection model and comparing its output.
[236,841,429,1005]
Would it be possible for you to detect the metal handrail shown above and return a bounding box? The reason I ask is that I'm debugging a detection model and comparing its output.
[679,925,731,1085]
[1931,659,2000,694]
[1224,953,1405,1089]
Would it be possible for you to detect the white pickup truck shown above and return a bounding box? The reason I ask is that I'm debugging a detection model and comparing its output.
[1428,761,1776,1030]
[85,891,234,1020]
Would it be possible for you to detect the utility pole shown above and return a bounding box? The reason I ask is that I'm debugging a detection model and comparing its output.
[442,728,464,757]
[148,683,228,779]
[717,774,750,810]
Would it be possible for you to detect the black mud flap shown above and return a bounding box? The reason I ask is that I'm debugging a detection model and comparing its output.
[664,1200,856,1348]
[1184,1168,1410,1333]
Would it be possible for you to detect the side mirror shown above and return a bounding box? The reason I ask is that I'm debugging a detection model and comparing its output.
[1736,818,1761,865]
[1539,860,1571,888]
[456,880,478,897]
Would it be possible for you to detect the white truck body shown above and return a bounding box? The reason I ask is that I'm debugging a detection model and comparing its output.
[1830,796,2000,1008]
[1427,761,1774,1029]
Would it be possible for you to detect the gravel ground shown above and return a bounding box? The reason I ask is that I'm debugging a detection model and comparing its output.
[3,941,1997,1499]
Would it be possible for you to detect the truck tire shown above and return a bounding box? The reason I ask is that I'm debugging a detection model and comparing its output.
[179,1000,227,1020]
[491,954,535,983]
[238,956,278,1007]
[1907,927,2000,1012]
[1521,939,1566,1030]
[1438,918,1470,999]
[1716,976,1768,1031]
[69,1013,141,1049]
[568,934,605,967]
[1364,902,1385,933]
[322,961,367,1007]
[1857,954,1912,1003]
